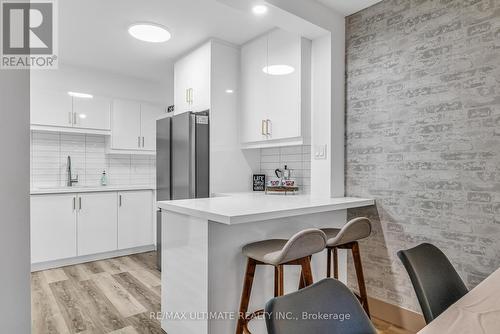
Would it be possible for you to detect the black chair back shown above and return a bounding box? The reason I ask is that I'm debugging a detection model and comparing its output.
[265,278,376,334]
[397,243,468,323]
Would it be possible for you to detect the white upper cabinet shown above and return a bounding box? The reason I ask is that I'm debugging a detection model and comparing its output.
[267,29,302,141]
[174,43,211,114]
[109,99,164,153]
[240,29,311,148]
[111,99,142,150]
[140,104,164,151]
[73,96,111,130]
[31,90,112,132]
[31,90,73,128]
[241,36,269,143]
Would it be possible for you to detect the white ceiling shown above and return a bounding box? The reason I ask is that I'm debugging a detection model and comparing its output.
[316,0,383,16]
[59,0,274,82]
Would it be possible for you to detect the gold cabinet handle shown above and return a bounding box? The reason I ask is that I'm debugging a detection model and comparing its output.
[266,119,271,136]
[261,120,267,136]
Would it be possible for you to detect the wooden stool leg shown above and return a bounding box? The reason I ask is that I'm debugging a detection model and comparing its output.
[352,242,370,318]
[333,247,339,279]
[300,257,314,287]
[274,266,279,297]
[277,265,284,296]
[326,248,332,278]
[236,259,257,334]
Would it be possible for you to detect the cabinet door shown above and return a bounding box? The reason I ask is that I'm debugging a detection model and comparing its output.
[73,97,111,130]
[241,35,269,143]
[118,191,153,249]
[189,43,211,112]
[174,57,192,114]
[140,104,164,151]
[77,192,118,256]
[31,90,73,127]
[31,194,77,263]
[267,29,302,140]
[111,99,141,150]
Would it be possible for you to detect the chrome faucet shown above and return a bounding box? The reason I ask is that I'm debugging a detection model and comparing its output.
[67,156,79,187]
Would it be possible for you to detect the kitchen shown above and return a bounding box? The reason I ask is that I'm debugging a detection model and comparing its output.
[1,0,499,334]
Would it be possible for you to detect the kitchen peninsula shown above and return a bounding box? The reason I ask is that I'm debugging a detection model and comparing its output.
[158,193,374,334]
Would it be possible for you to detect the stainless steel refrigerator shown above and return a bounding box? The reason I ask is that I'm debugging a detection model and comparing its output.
[156,111,210,270]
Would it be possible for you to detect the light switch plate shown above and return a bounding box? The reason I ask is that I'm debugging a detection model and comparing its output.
[314,144,327,160]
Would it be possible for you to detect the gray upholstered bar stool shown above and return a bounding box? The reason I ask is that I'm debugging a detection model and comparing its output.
[236,228,327,334]
[321,217,372,317]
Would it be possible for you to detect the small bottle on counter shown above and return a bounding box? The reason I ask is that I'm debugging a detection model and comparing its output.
[100,170,108,186]
[283,165,291,180]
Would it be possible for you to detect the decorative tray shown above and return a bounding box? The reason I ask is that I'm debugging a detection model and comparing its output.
[265,186,299,195]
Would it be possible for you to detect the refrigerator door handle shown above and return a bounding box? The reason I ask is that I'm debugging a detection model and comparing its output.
[190,113,197,198]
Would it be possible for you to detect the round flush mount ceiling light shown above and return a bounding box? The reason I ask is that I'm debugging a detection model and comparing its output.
[262,65,295,75]
[128,23,171,43]
[252,5,268,15]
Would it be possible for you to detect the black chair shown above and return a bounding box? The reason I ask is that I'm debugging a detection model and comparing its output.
[397,243,468,324]
[265,278,376,334]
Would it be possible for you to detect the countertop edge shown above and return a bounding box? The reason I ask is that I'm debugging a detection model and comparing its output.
[31,186,156,195]
[158,197,375,225]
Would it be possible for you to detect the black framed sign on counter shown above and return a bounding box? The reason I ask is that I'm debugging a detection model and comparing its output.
[252,174,266,191]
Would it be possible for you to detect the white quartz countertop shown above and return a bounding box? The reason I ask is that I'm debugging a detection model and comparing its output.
[157,192,374,225]
[31,185,155,195]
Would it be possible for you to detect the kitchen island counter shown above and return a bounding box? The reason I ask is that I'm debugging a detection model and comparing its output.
[158,193,374,334]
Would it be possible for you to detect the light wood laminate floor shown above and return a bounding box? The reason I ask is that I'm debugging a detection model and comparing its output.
[32,252,413,334]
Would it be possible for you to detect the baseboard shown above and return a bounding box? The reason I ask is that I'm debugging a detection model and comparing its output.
[368,296,425,333]
[31,245,156,272]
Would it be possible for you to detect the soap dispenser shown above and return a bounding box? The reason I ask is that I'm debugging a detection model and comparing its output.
[100,170,108,186]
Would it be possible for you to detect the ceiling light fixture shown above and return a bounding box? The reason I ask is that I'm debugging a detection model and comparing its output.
[68,91,93,99]
[225,89,234,94]
[262,65,295,76]
[252,4,268,15]
[128,23,171,43]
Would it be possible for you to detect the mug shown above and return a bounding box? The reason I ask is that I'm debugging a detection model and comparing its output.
[267,179,281,187]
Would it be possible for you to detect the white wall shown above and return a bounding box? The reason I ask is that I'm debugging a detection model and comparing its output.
[311,35,332,197]
[0,71,31,332]
[31,63,174,105]
[329,19,346,197]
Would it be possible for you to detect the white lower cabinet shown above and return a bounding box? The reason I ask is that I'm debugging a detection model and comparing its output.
[118,191,153,249]
[30,190,154,265]
[31,194,77,263]
[77,192,118,256]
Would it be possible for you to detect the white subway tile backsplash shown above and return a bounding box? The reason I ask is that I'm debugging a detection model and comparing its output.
[259,145,312,194]
[30,131,156,189]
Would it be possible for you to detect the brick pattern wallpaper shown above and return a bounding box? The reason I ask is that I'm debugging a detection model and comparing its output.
[345,0,500,312]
